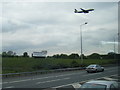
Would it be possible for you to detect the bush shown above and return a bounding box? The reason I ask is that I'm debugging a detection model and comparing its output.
[71,60,79,67]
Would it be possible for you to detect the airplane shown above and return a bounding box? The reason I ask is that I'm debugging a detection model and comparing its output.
[74,8,94,13]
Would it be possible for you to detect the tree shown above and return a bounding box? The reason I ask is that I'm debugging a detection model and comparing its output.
[2,51,16,57]
[7,51,14,56]
[2,52,7,57]
[71,60,79,67]
[87,53,100,59]
[53,54,68,59]
[80,54,87,59]
[23,52,29,57]
[60,54,68,59]
[53,54,60,58]
[69,53,79,59]
[107,52,115,59]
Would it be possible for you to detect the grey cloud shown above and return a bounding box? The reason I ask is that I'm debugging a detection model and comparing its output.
[2,38,62,55]
[2,2,118,55]
[2,18,32,33]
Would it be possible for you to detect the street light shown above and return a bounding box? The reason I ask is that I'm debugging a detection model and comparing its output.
[80,22,87,65]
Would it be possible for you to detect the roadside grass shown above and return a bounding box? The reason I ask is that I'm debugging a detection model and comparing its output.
[2,57,117,74]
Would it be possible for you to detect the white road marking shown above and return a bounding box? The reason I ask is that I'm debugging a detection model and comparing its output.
[111,74,118,76]
[96,74,118,80]
[83,72,102,76]
[2,72,84,84]
[53,83,73,88]
[5,86,14,88]
[9,79,32,83]
[2,67,118,85]
[36,77,70,84]
[2,79,32,84]
[107,70,118,73]
[72,83,81,88]
[105,67,118,71]
[102,77,118,81]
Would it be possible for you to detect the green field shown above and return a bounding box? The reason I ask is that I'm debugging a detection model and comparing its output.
[2,57,117,74]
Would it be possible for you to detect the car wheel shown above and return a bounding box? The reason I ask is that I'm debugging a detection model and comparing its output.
[95,69,97,73]
[87,71,89,73]
[102,69,104,72]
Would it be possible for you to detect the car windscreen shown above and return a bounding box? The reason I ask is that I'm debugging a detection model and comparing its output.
[87,65,95,68]
[80,83,107,90]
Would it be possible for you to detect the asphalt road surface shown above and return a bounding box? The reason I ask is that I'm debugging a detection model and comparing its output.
[2,66,119,89]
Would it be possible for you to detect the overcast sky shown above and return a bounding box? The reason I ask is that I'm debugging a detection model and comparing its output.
[1,1,119,56]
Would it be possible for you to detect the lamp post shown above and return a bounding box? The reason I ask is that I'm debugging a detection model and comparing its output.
[80,22,87,65]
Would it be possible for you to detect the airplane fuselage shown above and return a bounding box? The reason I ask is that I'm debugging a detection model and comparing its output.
[74,8,94,13]
[82,10,89,13]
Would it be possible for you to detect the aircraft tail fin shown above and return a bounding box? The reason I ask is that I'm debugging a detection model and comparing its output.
[74,9,77,13]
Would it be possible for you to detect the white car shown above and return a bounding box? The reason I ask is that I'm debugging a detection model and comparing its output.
[79,80,118,90]
[85,64,104,73]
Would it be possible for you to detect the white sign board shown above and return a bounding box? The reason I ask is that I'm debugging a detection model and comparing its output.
[32,51,47,57]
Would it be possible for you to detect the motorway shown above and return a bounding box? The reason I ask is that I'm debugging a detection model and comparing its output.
[2,66,119,89]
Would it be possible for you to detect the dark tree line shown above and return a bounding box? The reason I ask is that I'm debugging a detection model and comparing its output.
[1,51,119,59]
[52,53,80,59]
[2,51,17,57]
[1,51,29,57]
[49,52,118,60]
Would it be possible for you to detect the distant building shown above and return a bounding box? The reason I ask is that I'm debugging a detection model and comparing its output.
[32,50,47,58]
